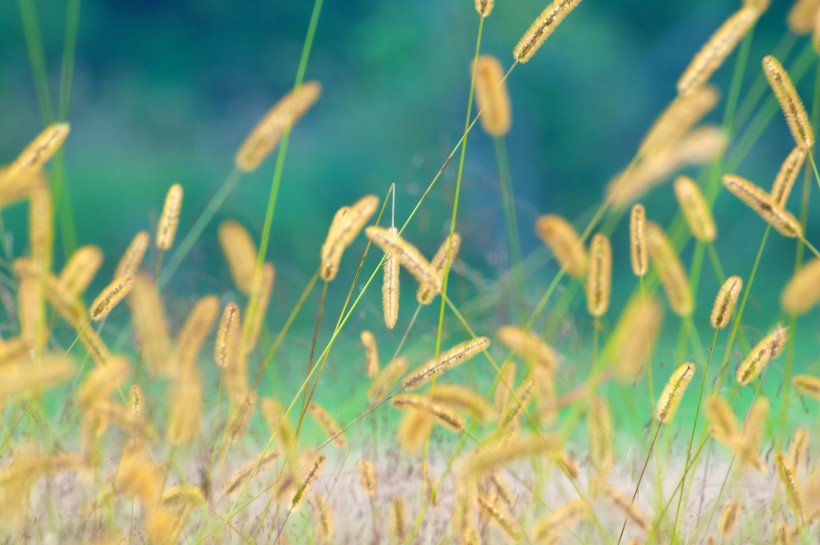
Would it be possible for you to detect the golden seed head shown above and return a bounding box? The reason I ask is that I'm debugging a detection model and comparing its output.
[588,396,613,478]
[382,227,400,329]
[645,222,693,317]
[361,330,379,378]
[218,220,258,294]
[321,196,379,281]
[365,226,440,291]
[155,183,183,250]
[585,233,612,317]
[534,214,588,278]
[705,394,741,446]
[308,402,348,449]
[473,55,511,137]
[172,295,220,374]
[656,362,695,423]
[513,0,583,63]
[396,408,433,453]
[771,146,807,207]
[128,273,171,375]
[792,374,820,400]
[114,231,150,280]
[90,275,134,321]
[638,85,720,157]
[417,232,461,305]
[357,459,377,496]
[241,262,275,354]
[677,7,759,96]
[710,275,742,329]
[781,257,820,315]
[787,427,809,470]
[474,0,493,17]
[497,325,557,370]
[290,454,326,510]
[368,356,408,402]
[788,0,820,34]
[392,394,465,432]
[58,245,103,298]
[235,81,322,172]
[775,453,805,522]
[402,336,490,391]
[674,175,716,242]
[214,302,241,369]
[718,500,742,537]
[722,174,802,238]
[391,497,408,540]
[762,55,814,149]
[736,324,788,386]
[430,385,494,422]
[608,295,664,382]
[7,123,70,180]
[629,204,648,277]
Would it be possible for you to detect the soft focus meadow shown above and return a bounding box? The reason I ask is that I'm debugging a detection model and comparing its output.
[0,0,819,544]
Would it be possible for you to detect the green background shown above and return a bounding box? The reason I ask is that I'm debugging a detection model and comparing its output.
[0,0,818,439]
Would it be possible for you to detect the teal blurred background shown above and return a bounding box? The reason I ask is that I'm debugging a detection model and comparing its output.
[0,0,818,432]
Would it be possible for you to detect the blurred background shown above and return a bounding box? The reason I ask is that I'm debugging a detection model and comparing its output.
[0,0,817,424]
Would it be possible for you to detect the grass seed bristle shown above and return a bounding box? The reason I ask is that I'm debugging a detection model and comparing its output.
[478,495,522,540]
[222,450,279,496]
[775,453,805,524]
[128,274,171,375]
[369,356,408,402]
[417,232,462,305]
[473,55,511,137]
[474,0,493,17]
[430,385,495,422]
[402,337,490,391]
[365,226,440,291]
[588,396,613,479]
[241,262,275,354]
[357,459,377,497]
[59,245,103,298]
[645,221,693,316]
[392,394,465,431]
[736,324,788,386]
[763,55,814,149]
[155,183,183,251]
[513,0,583,63]
[722,174,802,238]
[534,214,588,278]
[638,85,719,157]
[214,302,240,370]
[710,275,742,329]
[89,275,134,321]
[218,220,258,294]
[290,454,326,511]
[771,146,807,207]
[235,81,322,172]
[585,232,612,317]
[114,231,150,280]
[308,402,348,448]
[781,257,820,315]
[630,204,648,277]
[382,227,400,328]
[718,500,742,537]
[674,175,717,242]
[677,7,760,96]
[6,123,70,180]
[361,330,380,378]
[656,362,695,423]
[792,374,820,400]
[321,196,379,282]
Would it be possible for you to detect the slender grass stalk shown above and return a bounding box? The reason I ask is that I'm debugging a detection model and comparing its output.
[494,136,526,317]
